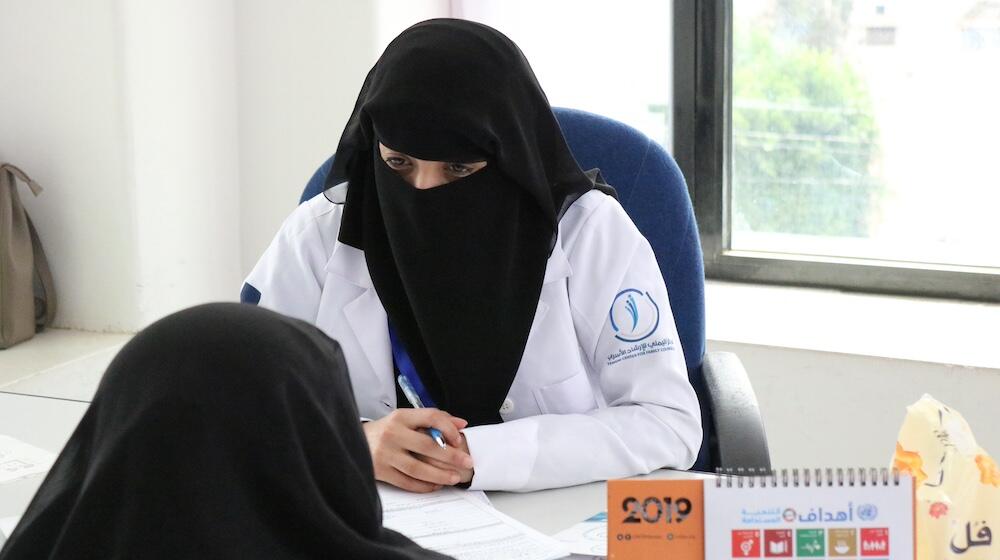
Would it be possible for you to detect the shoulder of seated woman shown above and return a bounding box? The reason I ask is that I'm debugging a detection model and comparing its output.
[558,189,639,250]
[271,183,346,247]
[290,182,347,226]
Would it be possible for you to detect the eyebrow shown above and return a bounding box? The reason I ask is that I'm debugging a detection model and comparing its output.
[380,145,486,165]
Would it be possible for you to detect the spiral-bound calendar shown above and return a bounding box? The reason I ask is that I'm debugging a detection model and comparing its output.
[608,469,914,560]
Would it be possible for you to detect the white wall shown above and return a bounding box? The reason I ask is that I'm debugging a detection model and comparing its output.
[1,0,245,331]
[121,0,242,325]
[236,1,382,275]
[1,0,383,332]
[375,0,451,52]
[456,0,674,149]
[0,0,140,331]
[236,0,454,276]
[711,340,1000,468]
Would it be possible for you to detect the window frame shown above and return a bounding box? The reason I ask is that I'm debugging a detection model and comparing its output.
[673,0,1000,302]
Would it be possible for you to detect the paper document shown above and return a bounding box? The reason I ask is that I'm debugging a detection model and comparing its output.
[0,435,56,484]
[378,484,568,560]
[553,512,606,557]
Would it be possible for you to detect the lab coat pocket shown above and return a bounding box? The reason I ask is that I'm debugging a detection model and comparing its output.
[534,370,598,415]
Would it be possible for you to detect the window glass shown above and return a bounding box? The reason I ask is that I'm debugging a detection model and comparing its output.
[732,0,1000,269]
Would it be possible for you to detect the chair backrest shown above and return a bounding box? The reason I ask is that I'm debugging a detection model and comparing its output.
[299,107,713,470]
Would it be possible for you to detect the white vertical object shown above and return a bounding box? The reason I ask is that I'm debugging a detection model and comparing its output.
[120,0,243,325]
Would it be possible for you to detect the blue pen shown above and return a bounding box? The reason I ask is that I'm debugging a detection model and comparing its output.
[397,374,447,448]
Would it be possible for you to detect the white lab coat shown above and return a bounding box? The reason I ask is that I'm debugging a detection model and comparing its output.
[245,186,702,492]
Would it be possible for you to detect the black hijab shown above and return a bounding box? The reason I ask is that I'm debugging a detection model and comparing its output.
[332,19,605,425]
[0,303,452,560]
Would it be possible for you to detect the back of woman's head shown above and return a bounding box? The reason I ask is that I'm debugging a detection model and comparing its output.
[0,303,451,559]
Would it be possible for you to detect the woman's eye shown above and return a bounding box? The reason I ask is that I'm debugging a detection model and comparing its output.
[447,163,473,175]
[385,157,408,168]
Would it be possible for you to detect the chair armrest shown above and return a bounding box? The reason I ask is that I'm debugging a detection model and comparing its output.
[702,351,771,471]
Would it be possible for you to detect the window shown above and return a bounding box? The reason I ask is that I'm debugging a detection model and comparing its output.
[675,0,1000,301]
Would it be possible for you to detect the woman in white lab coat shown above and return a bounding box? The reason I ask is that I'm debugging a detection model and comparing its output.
[245,18,702,493]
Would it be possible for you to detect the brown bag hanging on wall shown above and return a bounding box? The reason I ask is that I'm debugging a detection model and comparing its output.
[1,164,57,349]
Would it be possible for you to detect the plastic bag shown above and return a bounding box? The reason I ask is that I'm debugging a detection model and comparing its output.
[893,394,1000,559]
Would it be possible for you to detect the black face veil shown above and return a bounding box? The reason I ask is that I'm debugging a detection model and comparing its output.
[331,19,602,426]
[0,304,451,560]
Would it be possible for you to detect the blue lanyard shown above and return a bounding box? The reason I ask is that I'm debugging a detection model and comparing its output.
[387,321,437,408]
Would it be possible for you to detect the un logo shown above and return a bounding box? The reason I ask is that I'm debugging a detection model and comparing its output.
[857,503,878,521]
[609,289,660,342]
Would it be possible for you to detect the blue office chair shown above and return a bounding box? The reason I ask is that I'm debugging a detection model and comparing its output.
[259,107,770,473]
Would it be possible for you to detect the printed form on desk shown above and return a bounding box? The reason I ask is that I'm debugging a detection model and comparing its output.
[377,484,569,560]
[0,435,56,484]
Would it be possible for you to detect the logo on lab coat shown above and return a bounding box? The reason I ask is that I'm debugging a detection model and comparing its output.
[609,289,660,342]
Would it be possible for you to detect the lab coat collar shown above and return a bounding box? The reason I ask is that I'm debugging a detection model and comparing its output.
[324,237,573,287]
[324,241,373,288]
[542,239,572,284]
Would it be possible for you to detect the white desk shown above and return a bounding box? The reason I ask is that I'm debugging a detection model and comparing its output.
[0,391,709,544]
[0,392,89,520]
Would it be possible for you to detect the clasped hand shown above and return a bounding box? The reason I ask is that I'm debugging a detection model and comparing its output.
[362,409,474,493]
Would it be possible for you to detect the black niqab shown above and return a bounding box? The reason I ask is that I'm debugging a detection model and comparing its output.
[332,19,602,425]
[0,303,452,560]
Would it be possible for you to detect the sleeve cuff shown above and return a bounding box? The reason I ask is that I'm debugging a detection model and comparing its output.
[462,419,539,492]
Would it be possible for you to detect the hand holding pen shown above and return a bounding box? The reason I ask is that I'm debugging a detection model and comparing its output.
[371,322,474,492]
[397,374,447,447]
[360,407,474,493]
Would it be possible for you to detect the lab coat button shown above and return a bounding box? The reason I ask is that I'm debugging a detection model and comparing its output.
[499,398,514,414]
